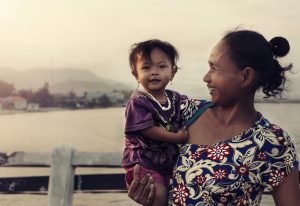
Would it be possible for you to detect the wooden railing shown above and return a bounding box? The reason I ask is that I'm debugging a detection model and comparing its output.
[0,145,126,206]
[1,145,299,206]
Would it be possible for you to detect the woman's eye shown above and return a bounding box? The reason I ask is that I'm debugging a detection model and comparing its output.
[159,64,167,69]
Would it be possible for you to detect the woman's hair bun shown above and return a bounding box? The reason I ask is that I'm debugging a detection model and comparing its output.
[269,36,290,57]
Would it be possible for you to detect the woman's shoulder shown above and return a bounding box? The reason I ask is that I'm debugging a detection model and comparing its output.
[256,113,288,136]
[254,113,297,149]
[250,113,299,191]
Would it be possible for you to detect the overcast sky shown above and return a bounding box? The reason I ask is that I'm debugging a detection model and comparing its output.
[0,0,299,97]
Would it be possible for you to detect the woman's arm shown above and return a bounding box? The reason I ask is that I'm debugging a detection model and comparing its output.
[141,126,188,143]
[128,165,155,205]
[272,167,300,206]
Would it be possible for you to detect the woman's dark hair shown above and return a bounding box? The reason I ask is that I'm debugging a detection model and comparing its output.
[129,39,179,73]
[222,30,292,98]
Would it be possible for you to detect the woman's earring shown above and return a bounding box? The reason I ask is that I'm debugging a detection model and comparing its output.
[136,82,140,90]
[170,80,172,85]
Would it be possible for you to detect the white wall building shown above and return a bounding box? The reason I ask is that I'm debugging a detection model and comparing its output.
[3,96,28,110]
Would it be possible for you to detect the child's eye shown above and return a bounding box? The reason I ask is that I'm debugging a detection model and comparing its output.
[142,65,150,70]
[158,64,167,69]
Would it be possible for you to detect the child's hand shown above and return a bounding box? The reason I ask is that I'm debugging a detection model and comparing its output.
[176,126,188,143]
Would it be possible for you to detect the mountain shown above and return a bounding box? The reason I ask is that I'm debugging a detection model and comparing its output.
[0,67,133,95]
[50,80,131,95]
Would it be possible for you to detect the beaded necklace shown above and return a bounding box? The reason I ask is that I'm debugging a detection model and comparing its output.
[142,90,171,111]
[139,90,177,132]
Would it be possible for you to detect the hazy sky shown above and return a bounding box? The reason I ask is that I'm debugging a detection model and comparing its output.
[0,0,300,97]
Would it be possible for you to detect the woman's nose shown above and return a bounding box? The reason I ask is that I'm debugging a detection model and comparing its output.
[203,71,210,83]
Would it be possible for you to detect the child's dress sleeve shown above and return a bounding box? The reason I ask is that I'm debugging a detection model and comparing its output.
[180,99,213,127]
[125,94,155,133]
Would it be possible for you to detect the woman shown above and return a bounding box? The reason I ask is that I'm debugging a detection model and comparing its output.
[128,29,300,206]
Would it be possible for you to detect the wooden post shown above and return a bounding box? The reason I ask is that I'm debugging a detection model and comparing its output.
[48,145,75,206]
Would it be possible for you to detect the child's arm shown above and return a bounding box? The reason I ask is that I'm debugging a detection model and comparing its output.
[141,126,188,143]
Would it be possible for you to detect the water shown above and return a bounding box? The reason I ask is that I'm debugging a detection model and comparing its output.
[0,108,125,153]
[0,104,299,205]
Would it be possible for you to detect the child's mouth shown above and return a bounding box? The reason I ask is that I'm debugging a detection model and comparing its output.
[149,79,161,83]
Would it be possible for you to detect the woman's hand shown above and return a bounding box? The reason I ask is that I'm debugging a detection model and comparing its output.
[128,164,155,205]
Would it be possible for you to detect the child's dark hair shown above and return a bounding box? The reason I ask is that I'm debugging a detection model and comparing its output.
[222,30,292,98]
[129,39,179,73]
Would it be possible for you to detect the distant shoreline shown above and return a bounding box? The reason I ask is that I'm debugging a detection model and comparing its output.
[0,107,68,115]
[0,100,299,115]
[254,99,300,104]
[0,106,124,115]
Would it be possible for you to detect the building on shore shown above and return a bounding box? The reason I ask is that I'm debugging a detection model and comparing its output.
[1,96,28,110]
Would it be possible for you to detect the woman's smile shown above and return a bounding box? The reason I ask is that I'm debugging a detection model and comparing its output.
[208,87,216,94]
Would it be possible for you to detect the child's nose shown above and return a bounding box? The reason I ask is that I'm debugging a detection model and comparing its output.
[151,66,159,75]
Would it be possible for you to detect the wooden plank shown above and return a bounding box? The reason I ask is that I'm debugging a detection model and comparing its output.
[72,152,122,167]
[3,152,51,166]
[48,146,75,206]
[2,151,123,167]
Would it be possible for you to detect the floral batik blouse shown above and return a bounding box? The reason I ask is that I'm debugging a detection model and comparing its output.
[168,99,299,206]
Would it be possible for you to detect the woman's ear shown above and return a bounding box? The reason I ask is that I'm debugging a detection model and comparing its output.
[241,67,255,88]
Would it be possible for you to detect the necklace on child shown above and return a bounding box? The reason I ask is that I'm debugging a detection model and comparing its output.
[142,90,171,111]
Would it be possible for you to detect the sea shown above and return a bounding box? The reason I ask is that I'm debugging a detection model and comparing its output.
[0,103,299,205]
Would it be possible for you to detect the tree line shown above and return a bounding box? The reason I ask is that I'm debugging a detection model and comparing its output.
[0,79,132,108]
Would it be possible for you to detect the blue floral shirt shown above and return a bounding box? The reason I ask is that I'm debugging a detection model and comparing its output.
[168,99,299,206]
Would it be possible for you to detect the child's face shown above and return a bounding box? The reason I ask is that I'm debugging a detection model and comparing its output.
[133,48,175,95]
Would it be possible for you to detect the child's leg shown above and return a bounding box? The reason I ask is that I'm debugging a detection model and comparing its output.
[152,182,167,206]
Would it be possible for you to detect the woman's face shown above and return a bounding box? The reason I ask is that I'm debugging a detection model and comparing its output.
[203,40,244,106]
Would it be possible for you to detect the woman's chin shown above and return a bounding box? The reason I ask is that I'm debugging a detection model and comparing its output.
[210,97,219,104]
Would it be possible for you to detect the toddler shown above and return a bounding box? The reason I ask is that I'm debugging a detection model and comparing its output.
[122,39,188,206]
